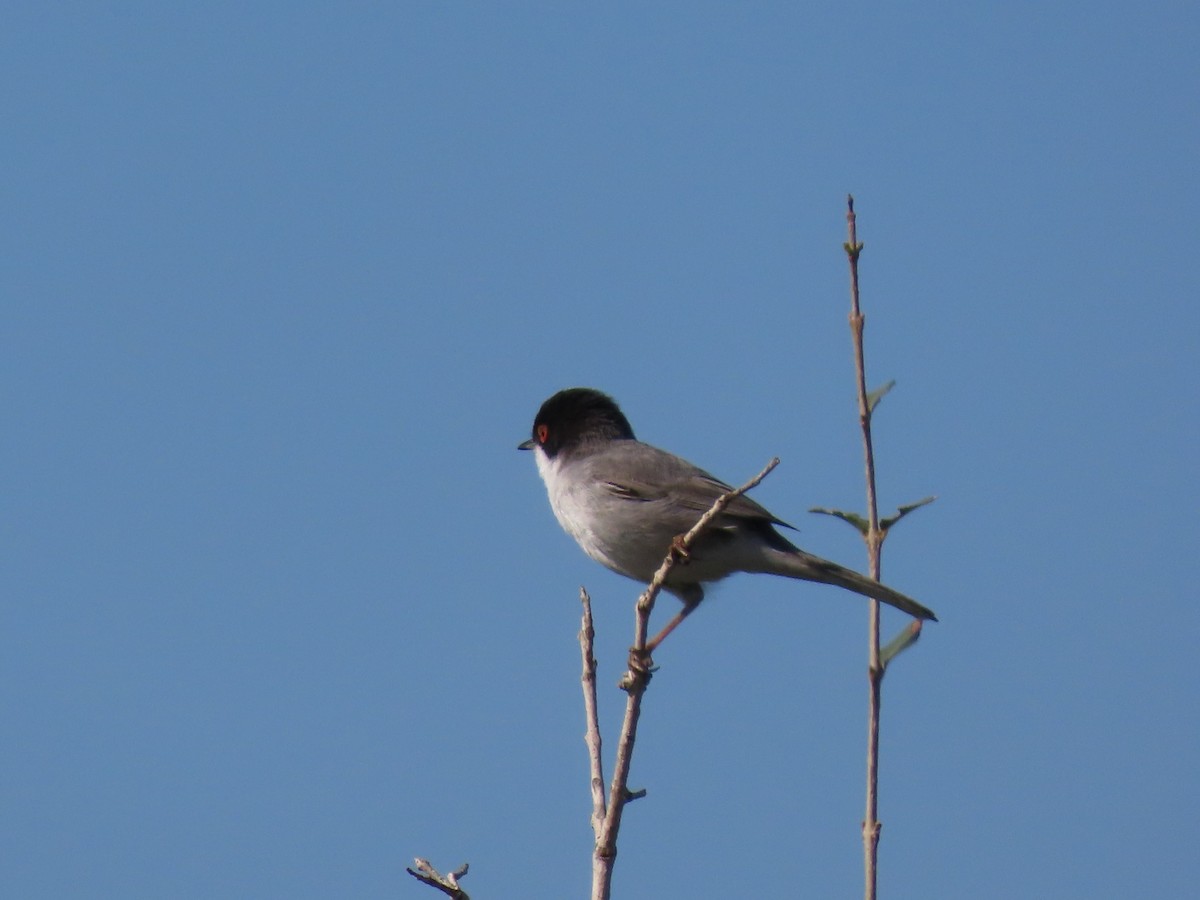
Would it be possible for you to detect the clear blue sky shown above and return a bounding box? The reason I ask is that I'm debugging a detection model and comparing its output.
[4,4,1197,898]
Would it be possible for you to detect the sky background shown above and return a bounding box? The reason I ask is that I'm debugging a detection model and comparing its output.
[4,3,1198,898]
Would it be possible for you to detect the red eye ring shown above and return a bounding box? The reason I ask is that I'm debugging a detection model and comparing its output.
[537,423,549,444]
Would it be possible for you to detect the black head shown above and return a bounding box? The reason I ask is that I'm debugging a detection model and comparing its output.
[518,388,636,459]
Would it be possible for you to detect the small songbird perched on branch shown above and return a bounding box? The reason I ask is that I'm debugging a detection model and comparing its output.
[519,388,936,647]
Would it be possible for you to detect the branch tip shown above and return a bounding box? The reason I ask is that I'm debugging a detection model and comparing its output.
[406,859,471,899]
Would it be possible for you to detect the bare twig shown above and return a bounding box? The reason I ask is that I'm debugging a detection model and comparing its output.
[580,588,607,840]
[586,457,781,900]
[406,859,470,899]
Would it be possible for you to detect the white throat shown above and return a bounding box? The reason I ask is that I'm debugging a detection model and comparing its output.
[531,446,599,558]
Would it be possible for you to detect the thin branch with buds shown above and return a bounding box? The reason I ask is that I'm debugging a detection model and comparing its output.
[839,195,932,900]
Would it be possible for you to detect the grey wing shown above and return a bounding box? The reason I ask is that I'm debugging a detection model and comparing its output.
[591,441,795,531]
[667,470,795,530]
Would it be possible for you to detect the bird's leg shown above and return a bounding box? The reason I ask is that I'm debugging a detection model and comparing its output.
[645,598,701,653]
[639,539,699,657]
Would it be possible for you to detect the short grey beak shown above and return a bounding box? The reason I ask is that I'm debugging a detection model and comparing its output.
[518,439,535,450]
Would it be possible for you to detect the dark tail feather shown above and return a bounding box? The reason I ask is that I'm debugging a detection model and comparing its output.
[781,552,938,622]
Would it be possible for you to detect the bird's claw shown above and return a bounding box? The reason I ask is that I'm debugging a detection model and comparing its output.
[620,647,656,690]
[669,534,690,563]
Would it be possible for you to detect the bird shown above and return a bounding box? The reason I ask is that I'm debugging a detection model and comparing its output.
[519,387,936,648]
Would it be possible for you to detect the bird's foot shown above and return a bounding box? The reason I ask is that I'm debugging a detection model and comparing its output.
[668,534,691,563]
[620,647,656,691]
